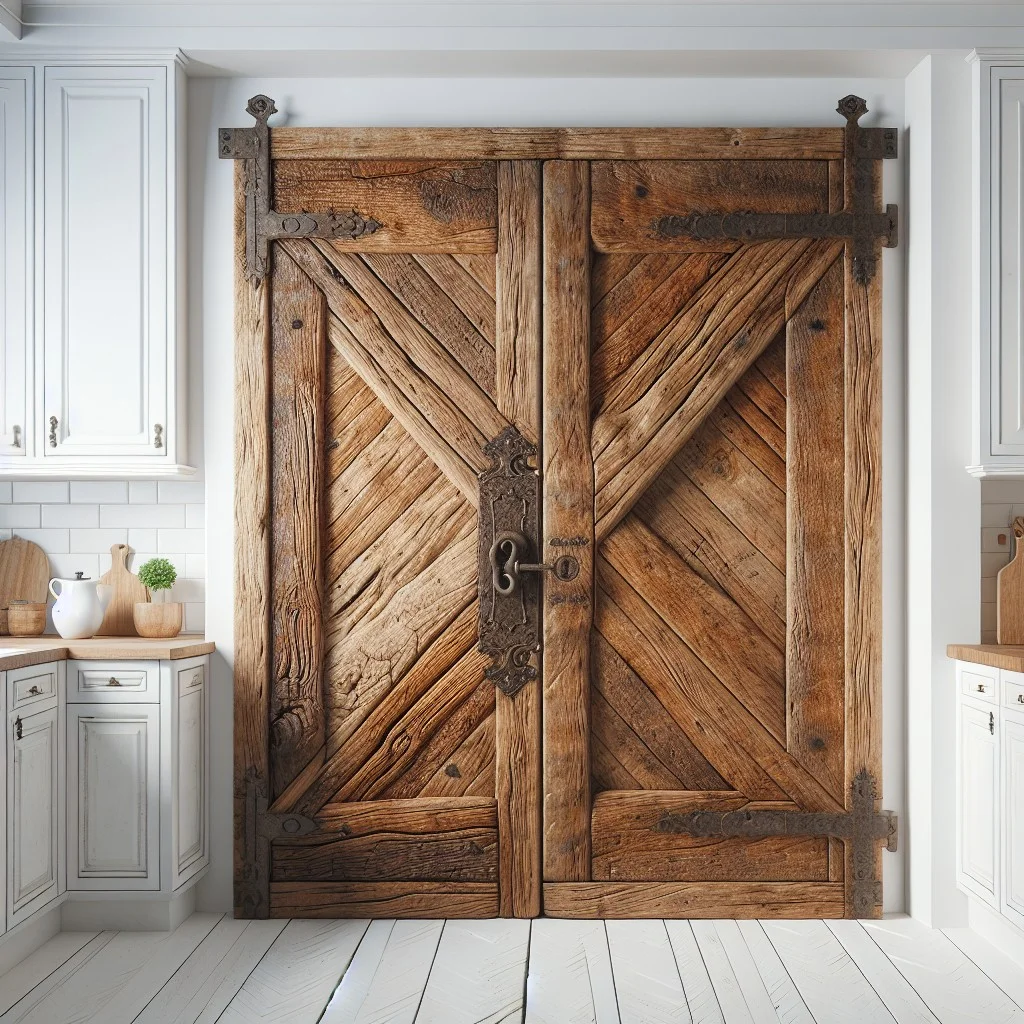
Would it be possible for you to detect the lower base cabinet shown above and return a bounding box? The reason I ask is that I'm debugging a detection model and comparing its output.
[0,652,208,948]
[1003,714,1024,927]
[958,697,998,905]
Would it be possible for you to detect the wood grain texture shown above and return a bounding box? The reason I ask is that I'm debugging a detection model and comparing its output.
[269,882,499,918]
[271,126,847,161]
[95,543,147,637]
[543,881,846,918]
[269,246,327,799]
[234,164,273,918]
[0,537,49,636]
[947,644,1024,672]
[272,798,498,882]
[542,160,594,882]
[787,254,846,803]
[590,791,829,883]
[591,159,830,253]
[843,164,884,918]
[274,159,498,253]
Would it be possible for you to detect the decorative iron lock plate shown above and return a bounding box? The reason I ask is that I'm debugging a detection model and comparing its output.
[478,427,548,698]
[654,95,898,285]
[654,769,897,918]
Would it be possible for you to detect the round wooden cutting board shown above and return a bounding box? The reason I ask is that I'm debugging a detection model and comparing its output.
[0,537,50,635]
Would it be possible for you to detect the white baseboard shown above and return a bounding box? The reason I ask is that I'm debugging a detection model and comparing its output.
[0,904,62,976]
[61,886,196,932]
[968,897,1024,960]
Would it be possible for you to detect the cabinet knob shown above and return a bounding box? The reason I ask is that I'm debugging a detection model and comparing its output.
[153,424,163,449]
[1018,694,1024,705]
[107,677,121,687]
[27,685,41,696]
[48,416,58,448]
[977,684,987,692]
[14,717,22,741]
[12,425,20,448]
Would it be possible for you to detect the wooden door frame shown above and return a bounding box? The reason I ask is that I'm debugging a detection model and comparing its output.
[232,115,887,920]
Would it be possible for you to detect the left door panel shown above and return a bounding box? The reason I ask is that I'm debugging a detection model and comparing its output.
[237,153,543,918]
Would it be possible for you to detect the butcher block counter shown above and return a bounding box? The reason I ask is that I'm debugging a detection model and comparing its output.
[947,643,1024,673]
[0,636,215,671]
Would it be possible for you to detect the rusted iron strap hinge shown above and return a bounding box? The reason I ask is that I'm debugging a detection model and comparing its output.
[654,770,898,918]
[236,767,316,918]
[219,95,382,280]
[655,95,898,285]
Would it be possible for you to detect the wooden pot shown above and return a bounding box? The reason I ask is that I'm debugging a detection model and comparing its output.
[7,602,47,637]
[133,601,183,639]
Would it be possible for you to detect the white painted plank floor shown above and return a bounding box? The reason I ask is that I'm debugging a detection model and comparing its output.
[0,914,1020,1024]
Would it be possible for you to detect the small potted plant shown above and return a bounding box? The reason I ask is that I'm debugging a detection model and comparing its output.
[133,557,183,638]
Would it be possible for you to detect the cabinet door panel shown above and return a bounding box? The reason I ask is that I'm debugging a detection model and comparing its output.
[43,68,167,458]
[8,705,58,925]
[173,663,207,885]
[0,69,32,460]
[958,700,998,905]
[68,704,159,890]
[1003,716,1024,925]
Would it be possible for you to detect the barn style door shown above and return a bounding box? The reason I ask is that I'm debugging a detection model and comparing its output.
[228,96,897,921]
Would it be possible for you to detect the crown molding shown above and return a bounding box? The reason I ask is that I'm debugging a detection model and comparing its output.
[0,45,189,67]
[0,1,21,41]
[968,47,1024,65]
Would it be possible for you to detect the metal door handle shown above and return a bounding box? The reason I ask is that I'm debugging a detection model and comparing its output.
[991,711,996,735]
[977,684,987,692]
[48,416,58,447]
[488,532,579,596]
[14,717,22,741]
[27,685,41,696]
[107,677,121,687]
[1018,695,1024,705]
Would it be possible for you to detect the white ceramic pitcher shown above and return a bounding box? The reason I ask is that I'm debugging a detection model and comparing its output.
[48,572,112,639]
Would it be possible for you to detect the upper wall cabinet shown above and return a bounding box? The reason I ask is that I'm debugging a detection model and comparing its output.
[972,52,1024,476]
[0,55,192,478]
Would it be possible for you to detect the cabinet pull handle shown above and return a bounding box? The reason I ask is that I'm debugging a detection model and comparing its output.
[12,425,20,448]
[991,711,996,735]
[107,677,121,687]
[977,683,987,692]
[14,717,22,741]
[153,424,163,449]
[189,672,202,687]
[27,685,41,696]
[48,416,57,448]
[1018,694,1024,705]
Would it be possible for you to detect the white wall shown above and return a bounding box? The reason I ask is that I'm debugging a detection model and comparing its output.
[190,73,909,913]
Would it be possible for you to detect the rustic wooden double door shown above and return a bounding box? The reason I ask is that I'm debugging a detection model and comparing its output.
[232,99,896,921]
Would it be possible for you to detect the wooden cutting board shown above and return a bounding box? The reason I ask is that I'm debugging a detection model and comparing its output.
[0,537,50,635]
[998,517,1024,643]
[96,544,149,637]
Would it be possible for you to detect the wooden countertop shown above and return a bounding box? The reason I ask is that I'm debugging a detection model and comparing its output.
[0,637,215,671]
[947,643,1024,673]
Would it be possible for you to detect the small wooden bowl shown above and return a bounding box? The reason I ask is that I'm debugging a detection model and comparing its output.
[7,602,47,637]
[133,601,183,639]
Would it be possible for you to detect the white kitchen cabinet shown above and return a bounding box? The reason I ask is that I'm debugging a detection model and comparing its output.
[0,53,192,478]
[958,696,999,906]
[1003,713,1024,928]
[7,704,59,926]
[68,703,160,891]
[0,68,32,461]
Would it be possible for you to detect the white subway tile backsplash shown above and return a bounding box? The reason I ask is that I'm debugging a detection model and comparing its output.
[982,527,1013,555]
[158,528,204,553]
[14,528,70,552]
[100,503,185,528]
[0,505,41,529]
[129,481,158,503]
[70,481,128,503]
[13,481,68,503]
[2,477,205,632]
[158,481,204,503]
[41,504,99,528]
[70,528,128,554]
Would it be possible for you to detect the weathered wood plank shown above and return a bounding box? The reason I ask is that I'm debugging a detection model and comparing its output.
[269,246,327,799]
[591,159,830,253]
[273,159,497,253]
[414,253,496,342]
[420,715,495,798]
[269,882,499,918]
[590,790,829,883]
[544,882,846,919]
[416,919,531,1024]
[270,126,847,162]
[273,798,498,882]
[235,163,273,918]
[787,254,846,803]
[525,920,620,1024]
[592,632,729,792]
[542,160,593,882]
[0,931,102,1017]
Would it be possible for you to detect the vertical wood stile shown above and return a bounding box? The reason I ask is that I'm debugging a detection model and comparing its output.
[843,160,884,917]
[495,161,543,917]
[786,256,846,805]
[234,163,273,918]
[542,160,593,882]
[268,248,327,801]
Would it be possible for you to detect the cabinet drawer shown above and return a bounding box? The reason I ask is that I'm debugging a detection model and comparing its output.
[961,664,998,702]
[70,660,156,702]
[7,662,58,711]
